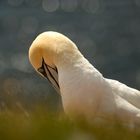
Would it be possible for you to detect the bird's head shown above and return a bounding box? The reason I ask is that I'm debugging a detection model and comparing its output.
[29,31,78,93]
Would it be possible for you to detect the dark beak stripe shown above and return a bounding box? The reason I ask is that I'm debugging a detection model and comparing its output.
[37,58,60,93]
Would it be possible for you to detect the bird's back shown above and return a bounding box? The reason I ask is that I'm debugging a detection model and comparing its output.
[106,78,140,109]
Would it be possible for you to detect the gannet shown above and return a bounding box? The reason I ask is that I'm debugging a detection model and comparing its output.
[29,31,140,125]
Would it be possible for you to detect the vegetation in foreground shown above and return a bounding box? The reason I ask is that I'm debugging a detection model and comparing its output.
[0,106,140,140]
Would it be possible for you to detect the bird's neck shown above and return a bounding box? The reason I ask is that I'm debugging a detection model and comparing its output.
[56,50,107,118]
[57,50,101,76]
[56,50,104,95]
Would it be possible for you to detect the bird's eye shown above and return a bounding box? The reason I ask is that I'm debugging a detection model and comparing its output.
[38,67,45,73]
[37,67,47,77]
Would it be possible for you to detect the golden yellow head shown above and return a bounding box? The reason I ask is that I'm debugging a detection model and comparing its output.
[29,31,78,71]
[28,31,78,93]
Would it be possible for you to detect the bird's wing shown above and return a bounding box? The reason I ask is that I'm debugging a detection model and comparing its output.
[106,78,140,109]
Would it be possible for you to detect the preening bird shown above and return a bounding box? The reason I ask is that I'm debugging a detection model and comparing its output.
[29,31,140,125]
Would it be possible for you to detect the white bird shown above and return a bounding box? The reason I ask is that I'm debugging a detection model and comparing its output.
[29,31,140,125]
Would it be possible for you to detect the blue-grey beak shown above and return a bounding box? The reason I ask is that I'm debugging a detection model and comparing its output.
[37,58,60,93]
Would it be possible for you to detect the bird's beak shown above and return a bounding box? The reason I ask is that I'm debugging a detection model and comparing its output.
[37,58,60,94]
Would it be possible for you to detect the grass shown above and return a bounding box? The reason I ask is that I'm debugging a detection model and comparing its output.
[0,106,140,140]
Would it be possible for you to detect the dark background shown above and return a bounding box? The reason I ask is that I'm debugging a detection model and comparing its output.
[0,0,140,111]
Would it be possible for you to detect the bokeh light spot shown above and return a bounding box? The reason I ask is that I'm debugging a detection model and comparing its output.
[25,0,42,7]
[42,0,59,12]
[20,16,39,34]
[82,0,100,14]
[2,16,19,32]
[7,0,24,7]
[10,53,32,73]
[60,0,78,12]
[134,0,140,7]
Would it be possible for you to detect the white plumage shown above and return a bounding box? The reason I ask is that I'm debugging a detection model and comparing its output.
[29,31,140,125]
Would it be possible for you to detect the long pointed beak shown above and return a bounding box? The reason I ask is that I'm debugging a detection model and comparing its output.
[37,58,60,94]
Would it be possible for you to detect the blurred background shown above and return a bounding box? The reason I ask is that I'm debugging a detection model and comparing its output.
[0,0,140,112]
